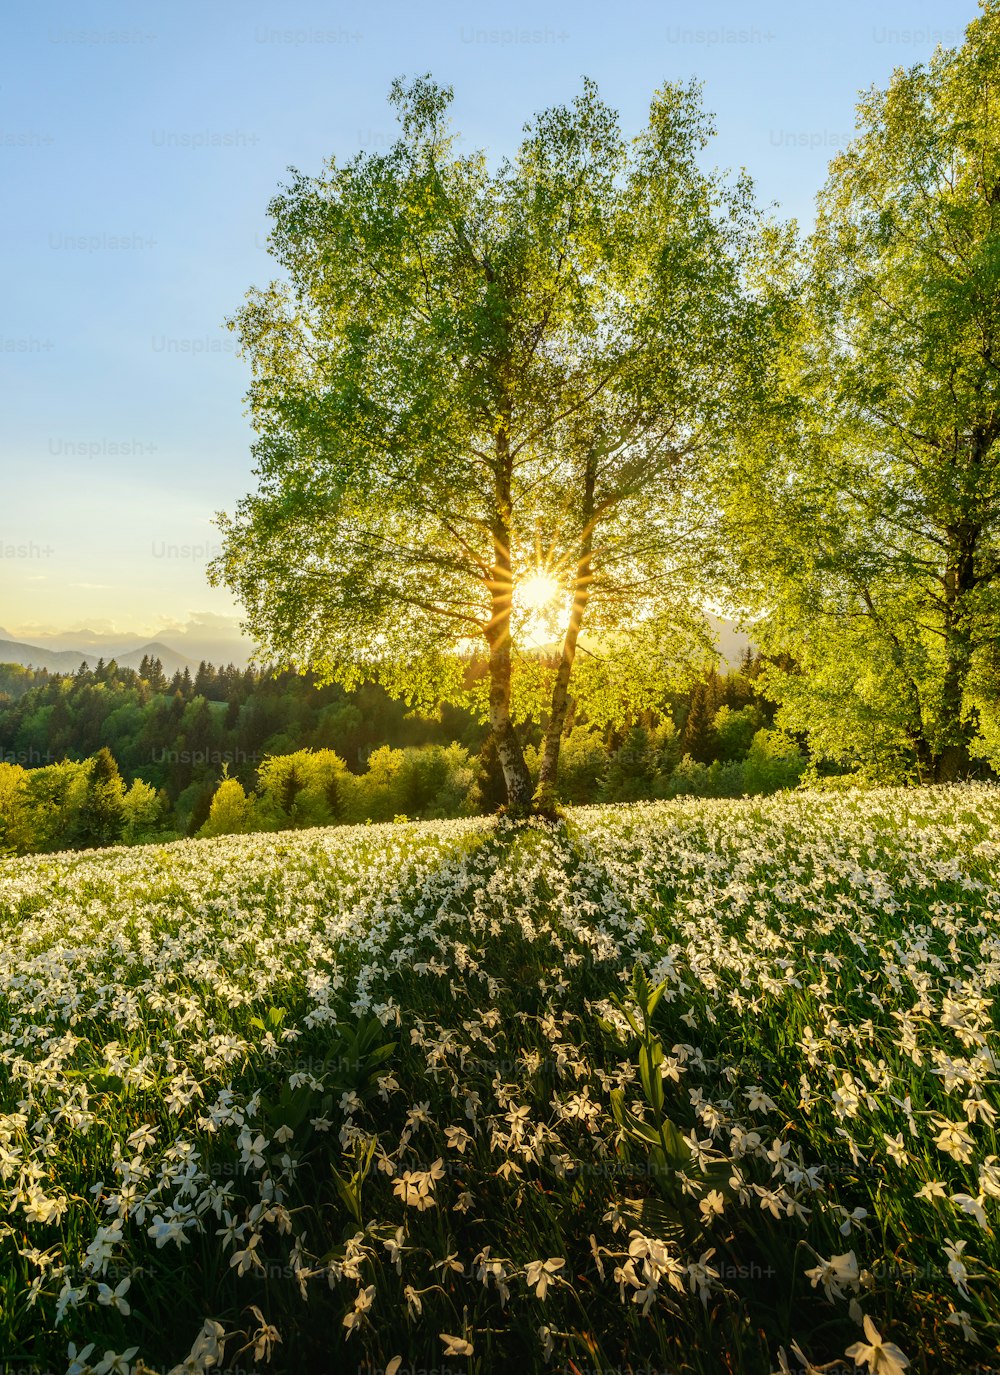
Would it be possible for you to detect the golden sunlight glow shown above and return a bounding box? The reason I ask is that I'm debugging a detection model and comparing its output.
[519,572,560,613]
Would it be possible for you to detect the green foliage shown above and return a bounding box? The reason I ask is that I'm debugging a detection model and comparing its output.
[391,742,477,821]
[256,748,349,829]
[662,754,744,799]
[714,703,761,761]
[599,725,661,803]
[0,657,800,852]
[0,657,491,828]
[681,673,720,763]
[210,74,763,804]
[599,721,680,803]
[198,777,259,839]
[0,762,29,855]
[726,5,1000,783]
[23,759,89,853]
[72,746,126,849]
[199,742,478,839]
[342,743,477,823]
[0,663,51,700]
[121,778,169,844]
[546,727,607,805]
[741,729,806,796]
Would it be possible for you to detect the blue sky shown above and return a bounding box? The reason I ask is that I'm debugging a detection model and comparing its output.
[0,0,979,651]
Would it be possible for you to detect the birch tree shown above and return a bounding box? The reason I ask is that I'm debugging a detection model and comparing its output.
[212,75,758,811]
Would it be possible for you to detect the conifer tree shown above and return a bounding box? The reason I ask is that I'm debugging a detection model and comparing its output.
[682,679,717,763]
[73,747,126,849]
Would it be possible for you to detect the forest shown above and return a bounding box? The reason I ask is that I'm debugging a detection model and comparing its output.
[0,650,806,853]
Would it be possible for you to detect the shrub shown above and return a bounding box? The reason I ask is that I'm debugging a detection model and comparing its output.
[742,729,806,795]
[714,703,762,761]
[0,762,29,855]
[553,728,607,804]
[121,778,170,843]
[256,748,349,828]
[199,777,260,838]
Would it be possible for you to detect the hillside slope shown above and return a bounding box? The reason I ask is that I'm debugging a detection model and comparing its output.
[0,788,998,1373]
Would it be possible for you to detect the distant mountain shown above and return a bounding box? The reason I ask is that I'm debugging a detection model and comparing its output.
[0,639,92,673]
[113,642,196,676]
[0,621,255,669]
[0,638,195,678]
[1,618,750,679]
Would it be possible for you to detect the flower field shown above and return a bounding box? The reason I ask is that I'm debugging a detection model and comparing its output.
[1,786,999,1375]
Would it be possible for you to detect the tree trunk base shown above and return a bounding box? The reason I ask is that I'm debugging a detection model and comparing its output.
[530,780,563,820]
[934,743,971,782]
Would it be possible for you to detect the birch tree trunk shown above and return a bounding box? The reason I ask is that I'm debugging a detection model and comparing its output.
[488,424,533,814]
[534,452,598,810]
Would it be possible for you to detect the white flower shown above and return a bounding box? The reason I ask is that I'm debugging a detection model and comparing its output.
[603,1203,627,1233]
[95,1277,131,1314]
[246,1304,281,1362]
[238,1129,268,1170]
[230,1233,263,1276]
[383,1226,408,1273]
[94,1349,139,1375]
[404,1284,422,1317]
[804,1251,860,1302]
[393,1166,438,1211]
[342,1283,375,1337]
[766,1139,791,1175]
[772,1343,825,1375]
[944,1308,977,1342]
[66,1344,96,1375]
[845,1315,909,1374]
[932,1118,975,1164]
[440,1333,474,1356]
[745,1086,778,1113]
[524,1257,564,1299]
[976,1156,1000,1199]
[839,1206,868,1236]
[950,1192,989,1231]
[146,1214,192,1249]
[699,1189,726,1222]
[884,1133,907,1165]
[167,1318,227,1373]
[915,1179,948,1201]
[683,1130,716,1170]
[943,1239,972,1299]
[686,1249,719,1306]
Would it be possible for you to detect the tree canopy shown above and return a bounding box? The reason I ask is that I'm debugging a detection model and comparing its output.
[727,1,1000,782]
[211,75,762,810]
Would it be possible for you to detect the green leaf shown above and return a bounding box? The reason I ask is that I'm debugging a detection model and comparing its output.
[638,1040,665,1118]
[330,1165,363,1225]
[618,1195,684,1244]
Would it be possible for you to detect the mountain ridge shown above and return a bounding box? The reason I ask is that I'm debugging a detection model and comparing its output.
[0,637,196,677]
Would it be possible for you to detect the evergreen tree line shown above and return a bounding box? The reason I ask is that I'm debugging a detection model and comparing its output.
[0,652,806,854]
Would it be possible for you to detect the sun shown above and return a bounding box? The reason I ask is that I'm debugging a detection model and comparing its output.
[519,572,560,613]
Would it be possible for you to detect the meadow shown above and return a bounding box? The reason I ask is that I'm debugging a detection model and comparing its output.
[0,785,998,1374]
